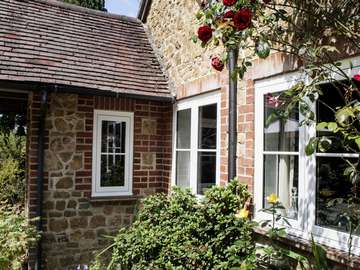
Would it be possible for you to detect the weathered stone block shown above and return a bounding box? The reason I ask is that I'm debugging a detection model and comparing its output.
[44,151,62,171]
[49,211,63,218]
[142,118,157,135]
[64,210,76,217]
[83,230,96,240]
[90,215,106,228]
[56,177,74,189]
[78,210,92,217]
[70,154,83,170]
[70,217,88,230]
[54,118,68,131]
[67,200,77,209]
[43,201,54,210]
[141,152,156,169]
[59,152,73,163]
[103,205,113,215]
[49,219,68,233]
[53,191,70,199]
[56,201,66,211]
[70,230,82,241]
[108,215,122,226]
[79,202,90,209]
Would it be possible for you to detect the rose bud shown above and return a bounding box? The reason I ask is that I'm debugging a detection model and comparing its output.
[211,56,225,72]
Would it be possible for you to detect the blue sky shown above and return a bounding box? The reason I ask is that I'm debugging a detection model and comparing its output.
[105,0,141,17]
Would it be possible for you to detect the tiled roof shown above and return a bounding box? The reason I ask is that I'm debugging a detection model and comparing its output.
[0,0,172,99]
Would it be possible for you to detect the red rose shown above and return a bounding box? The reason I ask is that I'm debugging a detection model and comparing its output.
[233,8,252,31]
[223,10,235,21]
[211,56,224,71]
[353,74,360,82]
[197,25,213,44]
[223,0,237,6]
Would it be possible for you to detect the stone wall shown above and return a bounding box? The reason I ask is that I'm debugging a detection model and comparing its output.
[146,0,223,89]
[27,92,172,269]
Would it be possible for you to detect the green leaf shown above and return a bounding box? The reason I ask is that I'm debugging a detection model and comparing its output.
[316,122,328,130]
[355,137,360,151]
[305,137,318,156]
[327,122,338,132]
[311,236,329,270]
[265,112,278,128]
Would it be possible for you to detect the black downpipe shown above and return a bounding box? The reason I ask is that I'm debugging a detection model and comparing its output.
[228,48,238,181]
[35,90,48,270]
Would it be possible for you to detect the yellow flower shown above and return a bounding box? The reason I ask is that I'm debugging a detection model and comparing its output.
[236,208,250,219]
[266,194,279,204]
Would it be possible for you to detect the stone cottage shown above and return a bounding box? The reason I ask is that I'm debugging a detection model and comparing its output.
[1,0,172,268]
[1,0,360,269]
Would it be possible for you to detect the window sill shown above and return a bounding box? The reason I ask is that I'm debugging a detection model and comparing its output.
[254,227,360,269]
[90,195,142,203]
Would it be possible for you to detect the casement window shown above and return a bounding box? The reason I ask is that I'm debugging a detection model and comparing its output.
[173,92,221,195]
[92,110,133,197]
[254,59,360,255]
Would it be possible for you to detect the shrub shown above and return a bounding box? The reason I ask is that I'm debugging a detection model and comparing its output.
[0,204,39,270]
[104,180,256,270]
[0,131,26,204]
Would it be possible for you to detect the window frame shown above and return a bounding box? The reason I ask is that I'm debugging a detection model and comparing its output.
[92,110,134,197]
[172,91,221,195]
[254,56,360,255]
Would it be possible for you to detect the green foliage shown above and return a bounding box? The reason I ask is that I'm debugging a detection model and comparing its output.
[101,180,256,270]
[0,131,26,204]
[310,237,329,270]
[0,205,40,270]
[63,0,105,10]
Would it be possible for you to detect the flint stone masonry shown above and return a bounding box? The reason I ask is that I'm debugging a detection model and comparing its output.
[27,92,172,269]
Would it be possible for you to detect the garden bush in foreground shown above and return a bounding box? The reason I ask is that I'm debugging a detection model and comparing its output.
[0,204,39,270]
[95,180,255,270]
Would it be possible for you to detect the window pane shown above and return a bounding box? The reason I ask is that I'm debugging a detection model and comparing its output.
[317,82,356,153]
[263,154,299,219]
[177,109,191,149]
[197,152,216,195]
[316,157,360,234]
[100,154,125,187]
[176,151,190,188]
[101,120,126,153]
[264,92,299,152]
[198,104,217,149]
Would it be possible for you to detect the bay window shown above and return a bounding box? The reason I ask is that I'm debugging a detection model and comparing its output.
[173,92,221,195]
[254,63,360,255]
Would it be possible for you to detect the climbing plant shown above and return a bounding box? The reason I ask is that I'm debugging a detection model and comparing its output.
[194,0,360,266]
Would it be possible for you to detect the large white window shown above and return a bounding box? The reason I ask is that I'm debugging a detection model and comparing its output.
[92,110,133,197]
[172,92,221,195]
[254,58,360,255]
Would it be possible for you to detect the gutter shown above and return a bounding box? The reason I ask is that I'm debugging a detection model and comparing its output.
[35,89,49,270]
[0,80,175,103]
[137,0,152,22]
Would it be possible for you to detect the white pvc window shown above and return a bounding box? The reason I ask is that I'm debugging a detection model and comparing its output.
[92,110,133,197]
[254,56,360,255]
[172,92,221,195]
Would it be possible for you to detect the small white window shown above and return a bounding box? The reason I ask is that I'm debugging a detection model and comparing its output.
[92,110,133,197]
[172,92,221,195]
